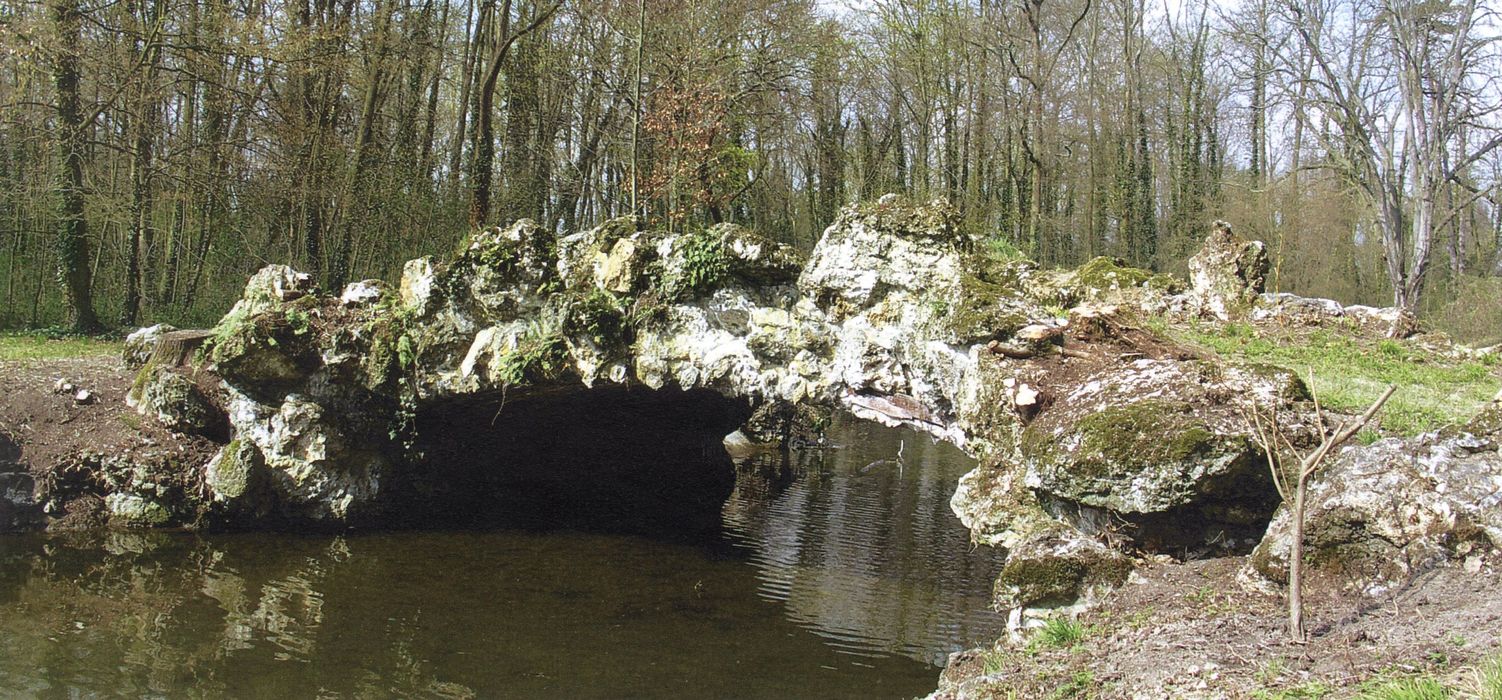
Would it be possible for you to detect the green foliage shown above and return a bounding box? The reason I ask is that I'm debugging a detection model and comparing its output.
[0,331,119,361]
[677,229,731,295]
[985,236,1030,263]
[495,320,570,387]
[1170,322,1501,435]
[1256,659,1288,686]
[565,289,628,348]
[1048,670,1097,699]
[981,648,1009,675]
[285,308,311,336]
[396,334,415,369]
[1254,682,1334,699]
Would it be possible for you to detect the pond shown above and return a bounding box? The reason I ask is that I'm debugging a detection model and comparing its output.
[0,414,1005,699]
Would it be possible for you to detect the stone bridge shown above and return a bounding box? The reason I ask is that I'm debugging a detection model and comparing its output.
[124,196,1450,620]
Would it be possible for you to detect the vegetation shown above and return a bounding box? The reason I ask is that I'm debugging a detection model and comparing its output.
[1170,321,1501,435]
[2,0,1499,333]
[1035,618,1087,649]
[1354,677,1451,700]
[0,332,121,362]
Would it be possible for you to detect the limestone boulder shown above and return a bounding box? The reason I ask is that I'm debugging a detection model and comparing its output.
[227,265,316,319]
[226,390,386,521]
[800,195,967,315]
[1019,359,1306,552]
[1187,220,1268,320]
[1250,417,1502,589]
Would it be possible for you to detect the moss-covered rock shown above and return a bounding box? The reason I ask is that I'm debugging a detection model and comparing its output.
[132,366,221,436]
[1022,398,1258,515]
[104,491,172,527]
[994,525,1134,611]
[1072,256,1184,300]
[207,308,321,386]
[941,273,1035,343]
[1248,430,1502,589]
[204,439,272,518]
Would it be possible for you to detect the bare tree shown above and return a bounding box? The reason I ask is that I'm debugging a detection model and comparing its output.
[1243,382,1396,641]
[1275,0,1502,311]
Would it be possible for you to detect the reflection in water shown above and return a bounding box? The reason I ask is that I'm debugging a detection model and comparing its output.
[724,414,1007,667]
[0,415,1004,699]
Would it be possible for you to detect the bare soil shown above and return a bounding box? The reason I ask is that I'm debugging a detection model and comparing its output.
[0,354,218,529]
[935,556,1502,699]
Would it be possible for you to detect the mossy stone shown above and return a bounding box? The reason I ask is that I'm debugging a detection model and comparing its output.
[943,273,1031,343]
[1023,399,1256,513]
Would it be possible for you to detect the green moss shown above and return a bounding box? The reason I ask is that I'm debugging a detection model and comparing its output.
[944,273,1031,342]
[997,534,1133,609]
[206,309,320,383]
[1025,400,1224,480]
[1074,256,1155,290]
[207,439,249,499]
[999,556,1091,606]
[129,358,159,403]
[494,320,570,386]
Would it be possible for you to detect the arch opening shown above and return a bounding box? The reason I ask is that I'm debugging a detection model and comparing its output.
[384,385,752,540]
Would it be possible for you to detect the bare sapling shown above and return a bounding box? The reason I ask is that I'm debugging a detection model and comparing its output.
[1242,380,1397,642]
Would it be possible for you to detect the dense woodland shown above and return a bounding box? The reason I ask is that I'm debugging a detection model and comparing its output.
[1,0,1500,339]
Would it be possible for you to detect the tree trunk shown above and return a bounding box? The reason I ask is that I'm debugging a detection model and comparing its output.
[51,0,103,333]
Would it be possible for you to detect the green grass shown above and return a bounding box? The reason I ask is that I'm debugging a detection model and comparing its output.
[1354,677,1451,700]
[1254,682,1333,699]
[1165,321,1501,435]
[1471,654,1502,700]
[0,332,121,362]
[1048,670,1096,699]
[1036,618,1087,648]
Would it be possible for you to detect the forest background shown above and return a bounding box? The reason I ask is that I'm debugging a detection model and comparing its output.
[1,0,1499,342]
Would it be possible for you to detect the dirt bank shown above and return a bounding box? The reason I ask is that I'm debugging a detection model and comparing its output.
[0,352,218,530]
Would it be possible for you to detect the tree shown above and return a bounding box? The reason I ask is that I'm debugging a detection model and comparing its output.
[467,0,561,227]
[1243,383,1396,641]
[1276,0,1502,311]
[49,0,103,333]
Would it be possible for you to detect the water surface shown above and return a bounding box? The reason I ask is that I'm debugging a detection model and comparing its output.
[0,416,1005,698]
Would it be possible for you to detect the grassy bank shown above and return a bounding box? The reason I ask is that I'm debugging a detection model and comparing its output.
[0,332,122,362]
[1159,321,1501,436]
